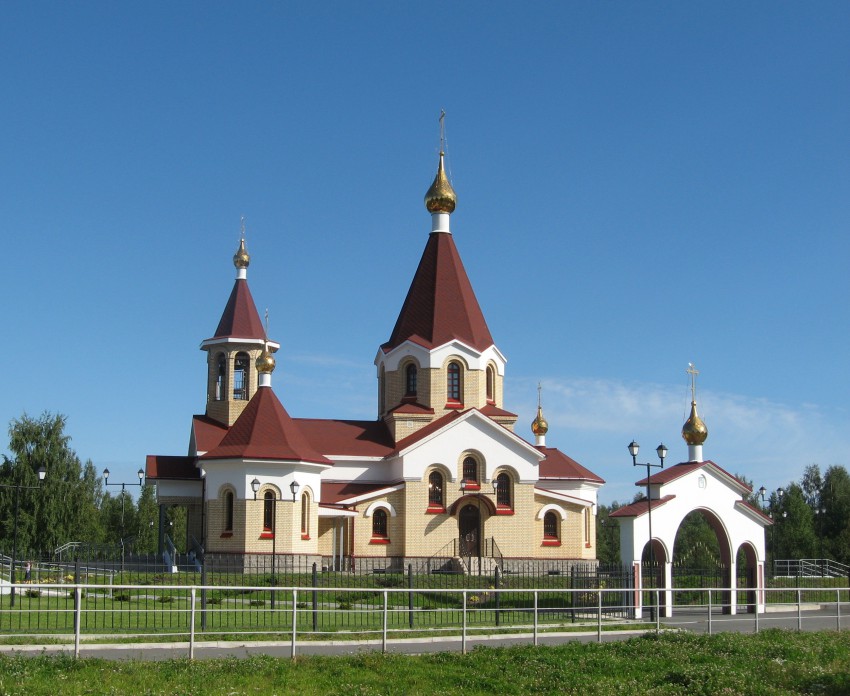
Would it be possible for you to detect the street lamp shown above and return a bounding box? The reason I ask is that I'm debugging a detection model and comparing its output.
[628,440,666,621]
[103,467,145,572]
[1,462,46,607]
[251,478,300,608]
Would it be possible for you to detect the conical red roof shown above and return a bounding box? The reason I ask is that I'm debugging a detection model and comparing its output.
[209,279,265,341]
[382,232,494,352]
[201,387,331,464]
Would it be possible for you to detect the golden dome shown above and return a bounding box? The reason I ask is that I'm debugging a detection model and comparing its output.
[233,238,250,269]
[256,343,276,374]
[531,405,549,436]
[424,152,456,214]
[681,400,708,445]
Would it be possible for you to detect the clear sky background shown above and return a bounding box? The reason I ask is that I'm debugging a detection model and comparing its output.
[2,3,848,505]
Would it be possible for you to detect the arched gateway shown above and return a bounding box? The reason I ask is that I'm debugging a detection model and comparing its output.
[612,375,772,618]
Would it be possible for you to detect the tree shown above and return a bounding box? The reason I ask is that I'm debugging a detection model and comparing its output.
[135,484,158,554]
[772,483,817,561]
[821,465,850,563]
[1,412,102,556]
[596,502,621,565]
[800,464,823,508]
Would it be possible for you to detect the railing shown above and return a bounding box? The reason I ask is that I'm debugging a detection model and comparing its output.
[163,535,178,573]
[0,581,847,660]
[774,558,850,579]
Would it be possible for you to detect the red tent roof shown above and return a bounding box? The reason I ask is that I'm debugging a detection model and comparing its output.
[209,278,265,341]
[382,231,494,353]
[201,387,331,464]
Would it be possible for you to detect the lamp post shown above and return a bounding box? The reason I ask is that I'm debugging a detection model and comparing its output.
[628,440,667,621]
[252,478,300,608]
[1,464,46,607]
[103,467,145,572]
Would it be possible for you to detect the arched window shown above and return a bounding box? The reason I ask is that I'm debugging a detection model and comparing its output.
[543,511,559,540]
[301,492,310,538]
[215,353,226,401]
[486,365,495,403]
[372,509,388,538]
[224,491,234,531]
[263,491,275,531]
[428,471,444,508]
[462,456,478,484]
[405,364,418,397]
[233,352,250,400]
[496,472,511,508]
[447,362,461,402]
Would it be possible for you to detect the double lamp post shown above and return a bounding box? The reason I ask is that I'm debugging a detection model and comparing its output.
[102,467,145,571]
[252,478,300,608]
[1,463,47,607]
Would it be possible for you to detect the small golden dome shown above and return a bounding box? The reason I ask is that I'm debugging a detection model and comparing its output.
[233,238,250,269]
[424,152,456,214]
[256,343,276,374]
[531,405,549,436]
[682,400,708,445]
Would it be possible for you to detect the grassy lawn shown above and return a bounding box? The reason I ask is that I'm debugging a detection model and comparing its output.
[0,630,847,694]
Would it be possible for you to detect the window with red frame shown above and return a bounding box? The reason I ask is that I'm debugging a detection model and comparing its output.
[428,471,444,507]
[447,362,461,402]
[462,456,478,484]
[224,491,234,531]
[496,472,511,507]
[486,365,495,403]
[263,491,274,531]
[543,511,559,540]
[405,363,417,397]
[372,509,388,538]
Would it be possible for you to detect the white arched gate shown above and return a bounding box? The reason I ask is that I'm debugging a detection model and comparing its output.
[611,460,772,618]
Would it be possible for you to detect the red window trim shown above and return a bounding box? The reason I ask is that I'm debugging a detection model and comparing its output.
[219,532,233,538]
[542,539,561,547]
[461,481,481,491]
[259,531,274,540]
[445,401,463,409]
[301,533,311,540]
[369,537,391,545]
[426,505,446,514]
[495,508,515,516]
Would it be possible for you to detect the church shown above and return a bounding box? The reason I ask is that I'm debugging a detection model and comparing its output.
[145,147,605,573]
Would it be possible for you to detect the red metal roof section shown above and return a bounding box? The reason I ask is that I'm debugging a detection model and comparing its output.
[735,498,774,525]
[296,419,396,457]
[389,410,465,454]
[321,481,400,505]
[636,460,752,492]
[387,402,436,415]
[201,387,331,464]
[537,447,605,483]
[192,415,229,453]
[610,495,677,518]
[479,403,518,418]
[209,279,265,340]
[382,232,494,353]
[145,455,199,480]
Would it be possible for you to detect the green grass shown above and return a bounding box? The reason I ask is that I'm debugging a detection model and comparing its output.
[0,630,848,694]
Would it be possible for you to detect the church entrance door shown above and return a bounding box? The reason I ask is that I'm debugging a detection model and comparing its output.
[459,504,480,556]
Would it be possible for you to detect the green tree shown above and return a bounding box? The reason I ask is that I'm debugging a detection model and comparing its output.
[596,502,621,565]
[772,483,817,561]
[1,412,103,555]
[821,465,850,563]
[673,511,720,568]
[135,484,158,554]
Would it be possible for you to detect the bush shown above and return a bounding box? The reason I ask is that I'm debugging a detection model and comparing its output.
[157,595,174,604]
[248,599,265,607]
[24,589,41,598]
[114,593,132,602]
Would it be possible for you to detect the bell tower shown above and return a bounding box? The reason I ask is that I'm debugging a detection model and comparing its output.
[201,230,278,426]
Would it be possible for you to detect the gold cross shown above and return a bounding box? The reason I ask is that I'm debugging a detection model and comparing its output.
[687,363,699,401]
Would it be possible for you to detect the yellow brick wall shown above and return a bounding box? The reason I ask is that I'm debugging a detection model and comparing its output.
[205,347,263,426]
[351,490,406,557]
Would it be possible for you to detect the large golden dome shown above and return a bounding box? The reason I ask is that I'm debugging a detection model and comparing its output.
[531,405,549,437]
[233,238,250,269]
[681,400,708,445]
[256,343,276,374]
[424,152,456,214]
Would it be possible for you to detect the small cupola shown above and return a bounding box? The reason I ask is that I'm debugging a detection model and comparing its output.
[681,363,708,462]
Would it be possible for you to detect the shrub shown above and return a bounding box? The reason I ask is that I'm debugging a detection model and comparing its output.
[114,593,132,602]
[157,595,174,604]
[249,599,265,607]
[24,589,41,598]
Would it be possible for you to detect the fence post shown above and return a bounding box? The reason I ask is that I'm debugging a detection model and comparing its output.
[797,589,802,631]
[597,588,602,642]
[462,591,468,655]
[755,591,759,634]
[189,588,196,660]
[495,566,502,627]
[533,590,539,647]
[837,589,841,632]
[408,563,414,629]
[73,586,82,659]
[312,563,318,632]
[291,589,298,660]
[200,563,207,632]
[708,589,712,635]
[655,588,660,633]
[382,590,388,654]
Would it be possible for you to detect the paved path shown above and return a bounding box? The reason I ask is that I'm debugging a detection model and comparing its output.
[1,605,846,661]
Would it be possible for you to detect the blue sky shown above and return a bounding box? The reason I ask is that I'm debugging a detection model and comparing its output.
[2,3,848,504]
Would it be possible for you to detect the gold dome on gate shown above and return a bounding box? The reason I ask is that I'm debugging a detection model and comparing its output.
[233,237,250,269]
[531,405,549,437]
[424,152,456,214]
[256,342,276,374]
[681,400,708,445]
